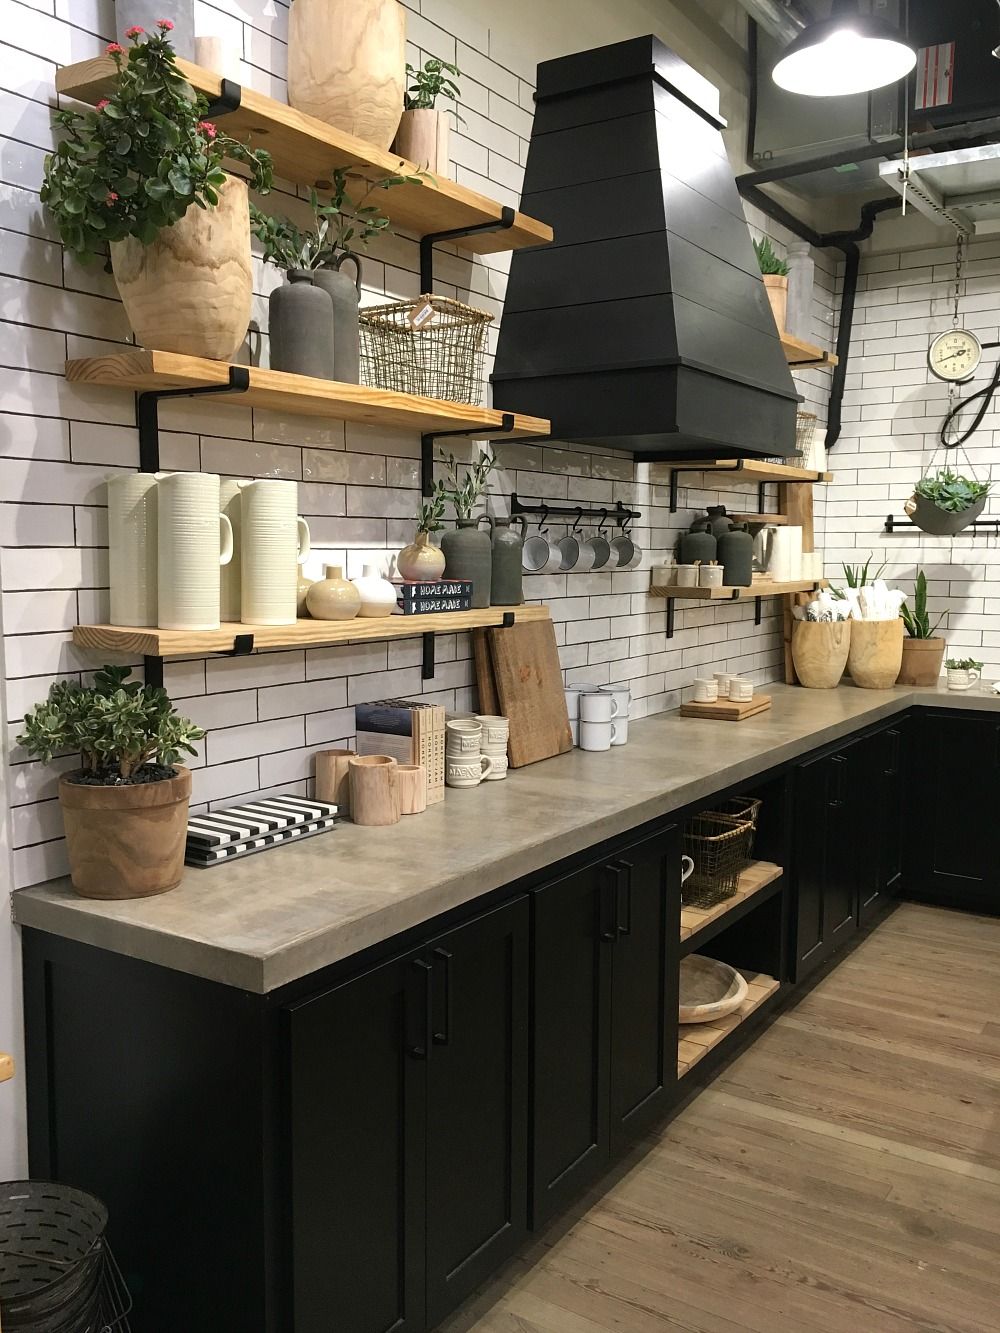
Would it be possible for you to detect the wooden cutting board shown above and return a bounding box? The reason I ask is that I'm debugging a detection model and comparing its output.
[680,695,772,722]
[487,619,573,766]
[472,628,500,715]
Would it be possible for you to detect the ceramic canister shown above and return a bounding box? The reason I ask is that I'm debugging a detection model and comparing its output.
[108,472,158,627]
[239,480,311,626]
[219,479,243,623]
[156,471,233,631]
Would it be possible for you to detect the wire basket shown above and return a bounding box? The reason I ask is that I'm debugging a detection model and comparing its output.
[794,410,817,465]
[705,796,760,870]
[682,813,755,908]
[359,294,494,404]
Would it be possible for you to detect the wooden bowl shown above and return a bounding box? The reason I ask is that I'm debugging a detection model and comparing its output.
[679,955,749,1024]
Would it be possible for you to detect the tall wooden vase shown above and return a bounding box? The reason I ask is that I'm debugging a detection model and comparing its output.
[792,620,851,689]
[288,0,406,150]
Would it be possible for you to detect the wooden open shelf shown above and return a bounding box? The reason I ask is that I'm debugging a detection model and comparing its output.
[74,604,550,660]
[65,351,549,437]
[680,861,782,946]
[726,512,789,526]
[781,332,838,370]
[659,458,832,484]
[677,971,781,1078]
[55,56,552,255]
[650,578,820,600]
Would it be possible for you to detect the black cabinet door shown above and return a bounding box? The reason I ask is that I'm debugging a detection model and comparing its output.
[287,951,426,1333]
[794,750,830,978]
[424,897,529,1328]
[531,860,613,1226]
[608,824,681,1150]
[857,722,907,926]
[823,748,859,951]
[794,744,860,981]
[909,710,1000,912]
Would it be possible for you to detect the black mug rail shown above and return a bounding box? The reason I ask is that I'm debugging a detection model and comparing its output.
[510,494,641,530]
[884,513,1000,537]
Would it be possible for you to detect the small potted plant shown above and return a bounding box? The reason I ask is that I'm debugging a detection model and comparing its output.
[17,666,204,900]
[898,569,946,685]
[906,469,991,536]
[439,449,497,608]
[753,235,789,334]
[396,482,448,583]
[41,23,272,360]
[394,57,462,176]
[945,656,983,691]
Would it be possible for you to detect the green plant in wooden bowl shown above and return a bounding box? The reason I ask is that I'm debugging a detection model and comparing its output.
[754,235,789,334]
[908,469,991,536]
[396,57,463,175]
[898,569,947,685]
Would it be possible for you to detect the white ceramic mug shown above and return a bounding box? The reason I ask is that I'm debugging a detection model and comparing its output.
[729,677,754,702]
[693,678,719,702]
[446,719,482,754]
[714,672,733,699]
[475,714,510,753]
[522,533,563,573]
[564,688,581,720]
[558,534,596,572]
[483,753,508,781]
[239,479,310,626]
[681,855,695,884]
[219,478,243,623]
[108,472,158,627]
[582,534,611,569]
[156,471,233,631]
[579,720,622,751]
[446,753,495,787]
[610,534,642,570]
[947,667,980,691]
[599,684,630,745]
[580,691,620,723]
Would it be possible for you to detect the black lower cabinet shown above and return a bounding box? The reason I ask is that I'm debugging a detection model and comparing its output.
[287,897,529,1332]
[794,742,860,981]
[531,825,680,1226]
[856,720,909,926]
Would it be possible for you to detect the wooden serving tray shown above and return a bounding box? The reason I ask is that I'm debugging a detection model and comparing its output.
[680,694,772,721]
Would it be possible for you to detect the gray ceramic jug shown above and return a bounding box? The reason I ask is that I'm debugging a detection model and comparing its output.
[269,271,335,379]
[718,523,754,587]
[705,505,733,539]
[441,518,492,608]
[679,517,717,567]
[313,254,362,384]
[483,514,525,606]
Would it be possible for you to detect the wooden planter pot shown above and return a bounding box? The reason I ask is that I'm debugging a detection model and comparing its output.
[848,619,904,689]
[897,636,946,686]
[393,109,450,175]
[792,619,851,688]
[763,274,788,334]
[110,176,252,361]
[58,767,192,900]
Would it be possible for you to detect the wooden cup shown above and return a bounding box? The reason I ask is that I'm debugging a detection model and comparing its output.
[792,620,851,689]
[314,748,355,814]
[396,764,427,815]
[348,755,400,826]
[848,618,904,690]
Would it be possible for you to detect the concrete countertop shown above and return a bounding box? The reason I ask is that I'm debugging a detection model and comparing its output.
[13,683,1000,993]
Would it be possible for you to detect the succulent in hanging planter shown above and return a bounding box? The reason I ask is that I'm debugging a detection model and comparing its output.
[753,235,789,334]
[394,58,463,176]
[41,23,272,360]
[906,469,991,536]
[396,482,449,583]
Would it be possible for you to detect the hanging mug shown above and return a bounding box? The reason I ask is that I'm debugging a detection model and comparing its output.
[681,855,695,884]
[156,472,233,631]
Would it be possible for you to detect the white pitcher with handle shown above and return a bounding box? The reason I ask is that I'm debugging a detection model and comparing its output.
[239,479,311,625]
[219,478,244,623]
[156,472,233,630]
[108,472,159,627]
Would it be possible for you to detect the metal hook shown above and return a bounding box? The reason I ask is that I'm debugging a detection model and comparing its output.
[538,502,549,536]
[571,506,584,534]
[597,507,609,536]
[619,503,632,537]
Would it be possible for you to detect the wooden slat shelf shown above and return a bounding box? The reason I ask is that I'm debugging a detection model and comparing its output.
[73,605,551,660]
[781,332,838,369]
[55,56,552,255]
[659,458,832,484]
[65,351,549,437]
[677,971,781,1078]
[726,512,789,526]
[680,861,782,945]
[650,578,821,600]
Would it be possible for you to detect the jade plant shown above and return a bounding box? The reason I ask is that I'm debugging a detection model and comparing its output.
[404,58,462,111]
[41,23,272,261]
[946,657,983,671]
[913,469,991,513]
[753,235,788,276]
[17,666,204,783]
[439,448,497,520]
[901,569,945,640]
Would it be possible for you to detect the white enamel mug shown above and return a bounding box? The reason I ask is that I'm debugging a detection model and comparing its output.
[522,533,563,573]
[156,471,233,631]
[580,691,620,723]
[610,534,642,570]
[599,684,631,745]
[579,720,622,751]
[558,534,596,572]
[239,479,310,626]
[681,855,695,884]
[107,472,158,627]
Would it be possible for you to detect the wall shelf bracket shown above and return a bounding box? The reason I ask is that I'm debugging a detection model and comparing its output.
[420,414,516,497]
[422,609,515,681]
[136,365,251,472]
[419,205,516,292]
[204,78,242,119]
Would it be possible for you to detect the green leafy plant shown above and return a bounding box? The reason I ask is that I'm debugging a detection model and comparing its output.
[914,469,991,513]
[753,235,788,277]
[250,168,421,270]
[842,554,887,589]
[404,58,462,111]
[439,449,497,520]
[17,665,204,782]
[416,481,449,534]
[946,657,983,671]
[901,568,945,639]
[41,24,272,261]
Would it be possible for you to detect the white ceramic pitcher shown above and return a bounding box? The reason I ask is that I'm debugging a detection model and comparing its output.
[238,479,311,625]
[108,472,158,626]
[156,472,233,630]
[219,478,243,623]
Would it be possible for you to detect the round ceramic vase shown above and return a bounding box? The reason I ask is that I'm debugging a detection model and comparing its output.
[238,479,311,626]
[156,472,233,631]
[306,565,362,620]
[108,472,158,627]
[484,515,524,606]
[352,563,398,617]
[396,531,446,582]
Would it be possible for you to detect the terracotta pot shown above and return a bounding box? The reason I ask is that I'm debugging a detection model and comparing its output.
[288,0,406,150]
[393,109,450,175]
[792,620,851,689]
[396,530,446,582]
[763,274,788,334]
[58,767,192,900]
[897,636,946,686]
[848,619,904,690]
[110,176,251,360]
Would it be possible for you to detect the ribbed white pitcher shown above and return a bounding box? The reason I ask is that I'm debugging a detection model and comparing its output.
[107,472,158,627]
[239,479,311,626]
[219,479,244,623]
[156,472,233,631]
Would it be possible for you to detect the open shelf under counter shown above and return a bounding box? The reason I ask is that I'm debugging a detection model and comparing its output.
[649,578,821,600]
[781,331,838,370]
[677,971,781,1078]
[73,604,551,661]
[681,861,783,952]
[55,56,552,255]
[65,351,549,438]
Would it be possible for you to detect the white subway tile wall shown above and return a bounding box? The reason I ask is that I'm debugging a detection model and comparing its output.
[0,0,836,888]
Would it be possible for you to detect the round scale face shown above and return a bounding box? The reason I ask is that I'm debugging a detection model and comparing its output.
[928,329,982,381]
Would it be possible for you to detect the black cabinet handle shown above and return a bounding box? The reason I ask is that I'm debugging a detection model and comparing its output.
[614,860,633,937]
[431,947,452,1046]
[408,958,433,1059]
[887,727,900,776]
[995,723,1000,768]
[830,753,848,806]
[600,866,618,941]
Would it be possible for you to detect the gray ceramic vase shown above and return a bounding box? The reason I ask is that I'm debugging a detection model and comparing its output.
[705,505,733,539]
[718,523,754,587]
[313,254,362,384]
[484,514,525,606]
[441,518,492,608]
[115,0,194,56]
[269,271,335,379]
[679,518,717,567]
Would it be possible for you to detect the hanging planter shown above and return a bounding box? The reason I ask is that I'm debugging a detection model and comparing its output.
[905,469,990,536]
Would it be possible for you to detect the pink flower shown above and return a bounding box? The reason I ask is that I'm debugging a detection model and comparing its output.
[125,24,144,37]
[197,120,217,140]
[96,98,110,111]
[105,191,119,204]
[157,18,174,29]
[106,41,124,55]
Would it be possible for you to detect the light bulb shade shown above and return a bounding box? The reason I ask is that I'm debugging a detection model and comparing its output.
[772,9,916,97]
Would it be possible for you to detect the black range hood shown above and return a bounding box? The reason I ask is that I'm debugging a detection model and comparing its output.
[491,36,800,460]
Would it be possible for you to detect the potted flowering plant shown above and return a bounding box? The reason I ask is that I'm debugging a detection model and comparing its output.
[41,22,272,360]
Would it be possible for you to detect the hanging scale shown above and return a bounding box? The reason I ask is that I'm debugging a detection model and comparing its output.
[927,233,981,384]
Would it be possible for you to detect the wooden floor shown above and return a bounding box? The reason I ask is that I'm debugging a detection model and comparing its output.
[440,904,1000,1333]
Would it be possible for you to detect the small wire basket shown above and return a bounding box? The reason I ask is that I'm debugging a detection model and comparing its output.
[359,294,494,404]
[705,796,760,871]
[794,410,817,464]
[682,813,755,907]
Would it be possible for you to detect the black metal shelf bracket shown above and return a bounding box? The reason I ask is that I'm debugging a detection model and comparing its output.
[665,588,740,640]
[419,205,516,293]
[136,365,251,473]
[144,632,255,693]
[884,513,1000,537]
[204,78,243,119]
[421,609,515,681]
[420,414,516,497]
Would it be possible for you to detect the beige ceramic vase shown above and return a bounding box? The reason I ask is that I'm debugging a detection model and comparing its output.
[396,530,446,582]
[288,0,406,150]
[306,565,362,620]
[110,176,252,360]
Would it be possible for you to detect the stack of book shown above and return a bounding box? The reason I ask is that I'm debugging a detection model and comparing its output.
[185,794,338,867]
[394,579,473,613]
[355,699,446,804]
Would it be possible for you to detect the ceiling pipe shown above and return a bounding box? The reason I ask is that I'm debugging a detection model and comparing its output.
[735,0,808,46]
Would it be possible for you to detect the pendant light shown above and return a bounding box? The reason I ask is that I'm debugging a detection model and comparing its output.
[772,0,916,97]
